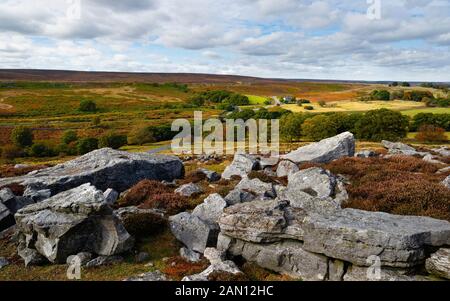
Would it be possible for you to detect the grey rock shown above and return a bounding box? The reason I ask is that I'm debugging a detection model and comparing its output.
[222,154,260,179]
[426,248,450,280]
[124,271,168,281]
[114,206,165,221]
[180,247,202,263]
[355,150,377,158]
[343,265,429,281]
[103,189,119,205]
[192,194,227,229]
[0,148,184,195]
[15,184,134,264]
[198,169,221,182]
[443,175,450,189]
[136,252,150,263]
[263,168,277,178]
[235,177,276,198]
[0,188,15,204]
[175,183,203,197]
[169,212,217,253]
[66,252,93,266]
[423,154,445,165]
[0,257,9,269]
[282,132,355,164]
[288,168,338,199]
[14,164,30,169]
[432,147,450,157]
[259,157,279,169]
[18,245,48,267]
[224,189,256,206]
[182,248,242,281]
[85,255,124,268]
[276,160,299,178]
[23,187,51,203]
[437,166,450,174]
[382,141,428,157]
[0,202,15,232]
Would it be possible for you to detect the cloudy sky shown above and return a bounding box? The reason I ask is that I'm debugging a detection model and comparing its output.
[0,0,449,81]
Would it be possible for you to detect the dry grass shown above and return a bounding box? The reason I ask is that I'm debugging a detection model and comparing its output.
[160,256,209,281]
[117,180,172,207]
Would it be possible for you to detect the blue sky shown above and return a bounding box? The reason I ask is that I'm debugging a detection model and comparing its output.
[0,0,449,81]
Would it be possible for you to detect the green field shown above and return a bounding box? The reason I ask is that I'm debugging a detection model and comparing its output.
[401,107,450,116]
[246,95,269,105]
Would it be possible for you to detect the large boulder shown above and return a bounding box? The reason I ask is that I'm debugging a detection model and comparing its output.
[382,141,428,157]
[222,154,260,179]
[15,183,134,264]
[175,183,203,197]
[235,178,276,199]
[282,132,355,164]
[426,248,450,280]
[192,194,227,230]
[0,148,184,195]
[432,147,450,157]
[0,202,15,232]
[276,160,299,178]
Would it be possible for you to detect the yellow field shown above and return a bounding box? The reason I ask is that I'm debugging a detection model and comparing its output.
[283,100,426,113]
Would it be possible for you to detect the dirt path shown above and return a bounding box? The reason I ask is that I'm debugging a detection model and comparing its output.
[0,98,13,110]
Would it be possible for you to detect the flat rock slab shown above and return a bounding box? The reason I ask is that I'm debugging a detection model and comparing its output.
[426,248,450,280]
[0,148,184,195]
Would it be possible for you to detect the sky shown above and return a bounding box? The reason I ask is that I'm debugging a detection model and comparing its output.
[0,0,449,81]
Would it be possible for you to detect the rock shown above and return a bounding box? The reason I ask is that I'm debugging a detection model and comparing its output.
[197,169,221,182]
[175,183,203,197]
[192,194,227,229]
[219,199,450,268]
[224,189,256,206]
[125,271,168,281]
[282,132,355,164]
[382,141,428,157]
[423,154,445,165]
[222,154,260,179]
[426,248,450,280]
[442,175,450,189]
[136,252,150,263]
[182,248,242,281]
[0,202,15,232]
[355,150,377,158]
[263,168,277,178]
[85,255,124,268]
[432,147,450,157]
[0,148,184,195]
[66,252,93,266]
[235,178,276,198]
[437,166,450,174]
[180,247,202,263]
[114,206,165,221]
[343,265,429,281]
[0,188,15,204]
[169,212,217,253]
[18,246,48,267]
[276,160,299,178]
[103,189,119,205]
[259,157,279,169]
[23,187,51,203]
[0,257,9,269]
[14,164,30,169]
[15,183,134,264]
[0,188,35,218]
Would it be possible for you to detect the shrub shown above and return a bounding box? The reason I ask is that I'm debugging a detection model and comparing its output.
[403,90,434,102]
[354,109,409,141]
[62,130,78,144]
[1,145,23,160]
[99,133,128,149]
[304,106,314,111]
[411,113,450,131]
[29,142,55,158]
[302,115,338,141]
[416,125,448,143]
[181,171,207,184]
[139,193,189,215]
[370,90,391,101]
[76,138,99,155]
[318,101,327,107]
[79,100,97,112]
[56,142,78,156]
[11,126,33,148]
[92,116,101,126]
[121,213,166,238]
[118,180,172,207]
[280,113,310,142]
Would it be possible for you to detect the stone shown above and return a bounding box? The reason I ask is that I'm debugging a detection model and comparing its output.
[18,246,48,267]
[224,189,256,206]
[0,257,9,269]
[382,141,428,157]
[276,160,299,178]
[103,189,119,205]
[197,169,221,182]
[85,255,124,268]
[14,164,29,169]
[263,168,277,178]
[222,154,260,179]
[124,271,168,281]
[442,175,450,189]
[175,183,203,197]
[432,147,450,157]
[426,248,450,280]
[343,265,429,281]
[23,187,51,203]
[180,247,202,263]
[235,178,276,198]
[182,248,242,281]
[355,150,377,158]
[169,212,217,253]
[15,184,134,264]
[192,194,227,229]
[114,206,165,222]
[0,148,184,195]
[0,202,15,232]
[66,252,93,266]
[437,166,450,174]
[282,132,355,164]
[0,188,15,204]
[423,154,445,165]
[259,157,279,169]
[136,252,150,263]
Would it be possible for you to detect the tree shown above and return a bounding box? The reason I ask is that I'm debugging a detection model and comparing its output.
[280,113,309,142]
[11,126,33,148]
[416,125,448,143]
[99,133,128,149]
[79,100,97,112]
[401,82,411,87]
[354,109,409,141]
[370,90,391,101]
[29,143,55,158]
[77,138,99,155]
[62,130,78,144]
[302,115,338,141]
[391,82,399,87]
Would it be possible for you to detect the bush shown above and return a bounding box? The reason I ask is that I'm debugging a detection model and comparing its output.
[61,130,78,144]
[416,125,448,143]
[280,113,310,142]
[354,109,409,141]
[128,124,175,145]
[99,133,128,149]
[118,180,172,207]
[411,113,450,131]
[304,106,314,111]
[56,142,78,156]
[139,193,189,215]
[79,100,97,112]
[302,115,338,141]
[121,213,166,237]
[403,90,434,102]
[76,138,99,155]
[29,142,56,158]
[1,145,23,160]
[370,90,391,101]
[11,126,33,148]
[318,101,327,107]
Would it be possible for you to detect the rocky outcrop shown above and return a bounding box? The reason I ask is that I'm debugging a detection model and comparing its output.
[0,202,14,232]
[66,252,93,266]
[282,132,355,164]
[191,194,227,230]
[276,160,299,178]
[197,169,221,182]
[355,150,377,158]
[15,184,134,265]
[224,189,256,206]
[1,188,35,231]
[175,183,203,197]
[432,147,450,157]
[0,148,184,195]
[382,141,428,157]
[180,247,201,263]
[222,154,260,179]
[426,248,450,280]
[235,178,276,199]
